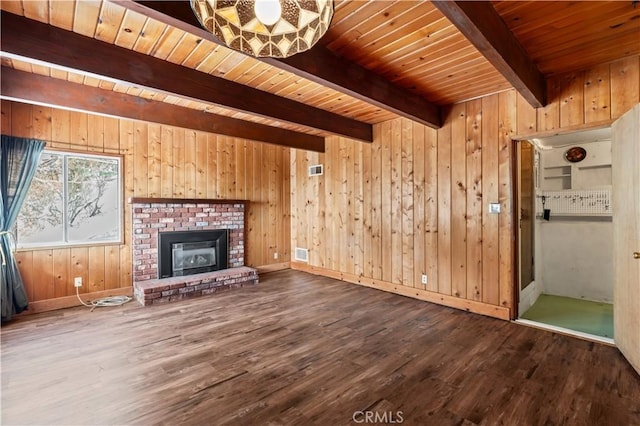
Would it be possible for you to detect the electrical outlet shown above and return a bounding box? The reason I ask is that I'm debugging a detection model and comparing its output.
[273,252,278,259]
[421,274,428,285]
[74,277,83,288]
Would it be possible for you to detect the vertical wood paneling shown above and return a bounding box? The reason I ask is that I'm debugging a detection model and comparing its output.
[342,139,353,275]
[50,108,70,149]
[70,247,89,295]
[195,132,207,198]
[260,143,270,266]
[15,251,35,302]
[295,148,308,258]
[9,102,291,308]
[390,120,403,285]
[11,102,32,138]
[498,90,516,310]
[218,137,233,198]
[297,149,309,263]
[401,119,414,287]
[315,150,327,268]
[362,142,372,277]
[52,249,70,298]
[537,76,560,132]
[610,56,640,119]
[69,111,88,149]
[160,126,174,198]
[87,114,104,152]
[323,141,335,270]
[280,147,291,260]
[481,95,500,306]
[103,116,120,153]
[207,134,218,199]
[104,245,120,290]
[370,133,382,281]
[450,103,467,299]
[10,55,639,316]
[353,141,364,277]
[292,56,639,319]
[31,106,52,141]
[184,130,197,198]
[273,145,283,262]
[466,100,483,301]
[88,246,105,292]
[516,93,537,136]
[584,64,612,124]
[147,123,162,198]
[133,122,148,196]
[560,72,585,128]
[172,129,185,198]
[344,142,355,273]
[515,55,640,138]
[119,119,134,289]
[1,100,11,132]
[236,140,247,200]
[267,145,278,261]
[413,122,426,289]
[32,250,54,301]
[250,142,264,266]
[437,111,452,296]
[424,127,438,293]
[380,122,392,283]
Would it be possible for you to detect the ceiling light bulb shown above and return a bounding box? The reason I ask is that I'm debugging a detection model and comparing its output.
[254,0,282,26]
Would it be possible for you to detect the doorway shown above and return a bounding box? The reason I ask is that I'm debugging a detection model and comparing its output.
[515,129,614,344]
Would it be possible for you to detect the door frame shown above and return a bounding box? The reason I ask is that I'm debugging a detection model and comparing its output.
[510,124,614,321]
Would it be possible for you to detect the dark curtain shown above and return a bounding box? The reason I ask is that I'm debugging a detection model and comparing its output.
[1,135,45,322]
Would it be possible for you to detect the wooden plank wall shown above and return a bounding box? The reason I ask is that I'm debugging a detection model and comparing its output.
[2,55,638,317]
[2,100,291,311]
[291,55,640,320]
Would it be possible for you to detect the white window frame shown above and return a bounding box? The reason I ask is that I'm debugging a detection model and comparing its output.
[16,149,123,250]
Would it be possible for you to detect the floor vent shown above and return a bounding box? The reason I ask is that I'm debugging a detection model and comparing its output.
[294,247,309,262]
[308,164,323,176]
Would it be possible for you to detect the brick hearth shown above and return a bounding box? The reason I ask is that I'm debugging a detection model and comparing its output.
[134,266,258,306]
[129,198,257,306]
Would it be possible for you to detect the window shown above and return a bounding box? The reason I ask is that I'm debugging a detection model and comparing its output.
[16,150,122,248]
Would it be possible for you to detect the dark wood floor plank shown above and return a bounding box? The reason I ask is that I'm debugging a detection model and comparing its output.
[2,269,639,425]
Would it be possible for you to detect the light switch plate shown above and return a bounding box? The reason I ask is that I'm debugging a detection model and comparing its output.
[489,203,501,214]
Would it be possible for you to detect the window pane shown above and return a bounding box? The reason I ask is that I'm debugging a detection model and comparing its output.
[16,153,64,246]
[66,156,120,243]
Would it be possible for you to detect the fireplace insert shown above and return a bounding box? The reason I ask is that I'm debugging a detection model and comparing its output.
[158,229,228,278]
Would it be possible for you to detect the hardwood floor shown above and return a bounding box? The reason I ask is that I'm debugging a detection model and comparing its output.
[2,270,639,425]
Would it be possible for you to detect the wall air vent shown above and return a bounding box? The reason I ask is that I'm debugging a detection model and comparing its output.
[308,164,323,176]
[294,247,309,262]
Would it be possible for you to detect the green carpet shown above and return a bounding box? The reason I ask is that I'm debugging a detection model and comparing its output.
[521,294,613,338]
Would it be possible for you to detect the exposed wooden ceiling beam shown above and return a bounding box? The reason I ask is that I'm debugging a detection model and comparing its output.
[431,0,546,108]
[0,11,371,143]
[1,67,325,152]
[116,0,442,129]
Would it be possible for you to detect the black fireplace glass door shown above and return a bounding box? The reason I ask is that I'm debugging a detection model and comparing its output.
[158,230,228,278]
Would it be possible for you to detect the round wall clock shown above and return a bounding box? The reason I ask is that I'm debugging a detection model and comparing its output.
[564,146,587,163]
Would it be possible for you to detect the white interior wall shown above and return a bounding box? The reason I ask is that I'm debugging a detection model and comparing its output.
[533,139,613,304]
[538,219,613,302]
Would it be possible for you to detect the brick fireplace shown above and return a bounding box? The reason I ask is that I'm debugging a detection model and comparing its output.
[129,198,258,305]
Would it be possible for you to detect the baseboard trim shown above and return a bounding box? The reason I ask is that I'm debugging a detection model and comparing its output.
[17,287,134,315]
[291,262,511,320]
[255,262,291,274]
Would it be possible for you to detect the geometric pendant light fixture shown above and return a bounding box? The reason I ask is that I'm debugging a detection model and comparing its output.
[190,0,334,58]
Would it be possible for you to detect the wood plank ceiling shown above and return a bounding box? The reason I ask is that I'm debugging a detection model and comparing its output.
[1,0,639,151]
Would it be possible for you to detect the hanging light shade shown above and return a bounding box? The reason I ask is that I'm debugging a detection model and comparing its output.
[191,0,334,58]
